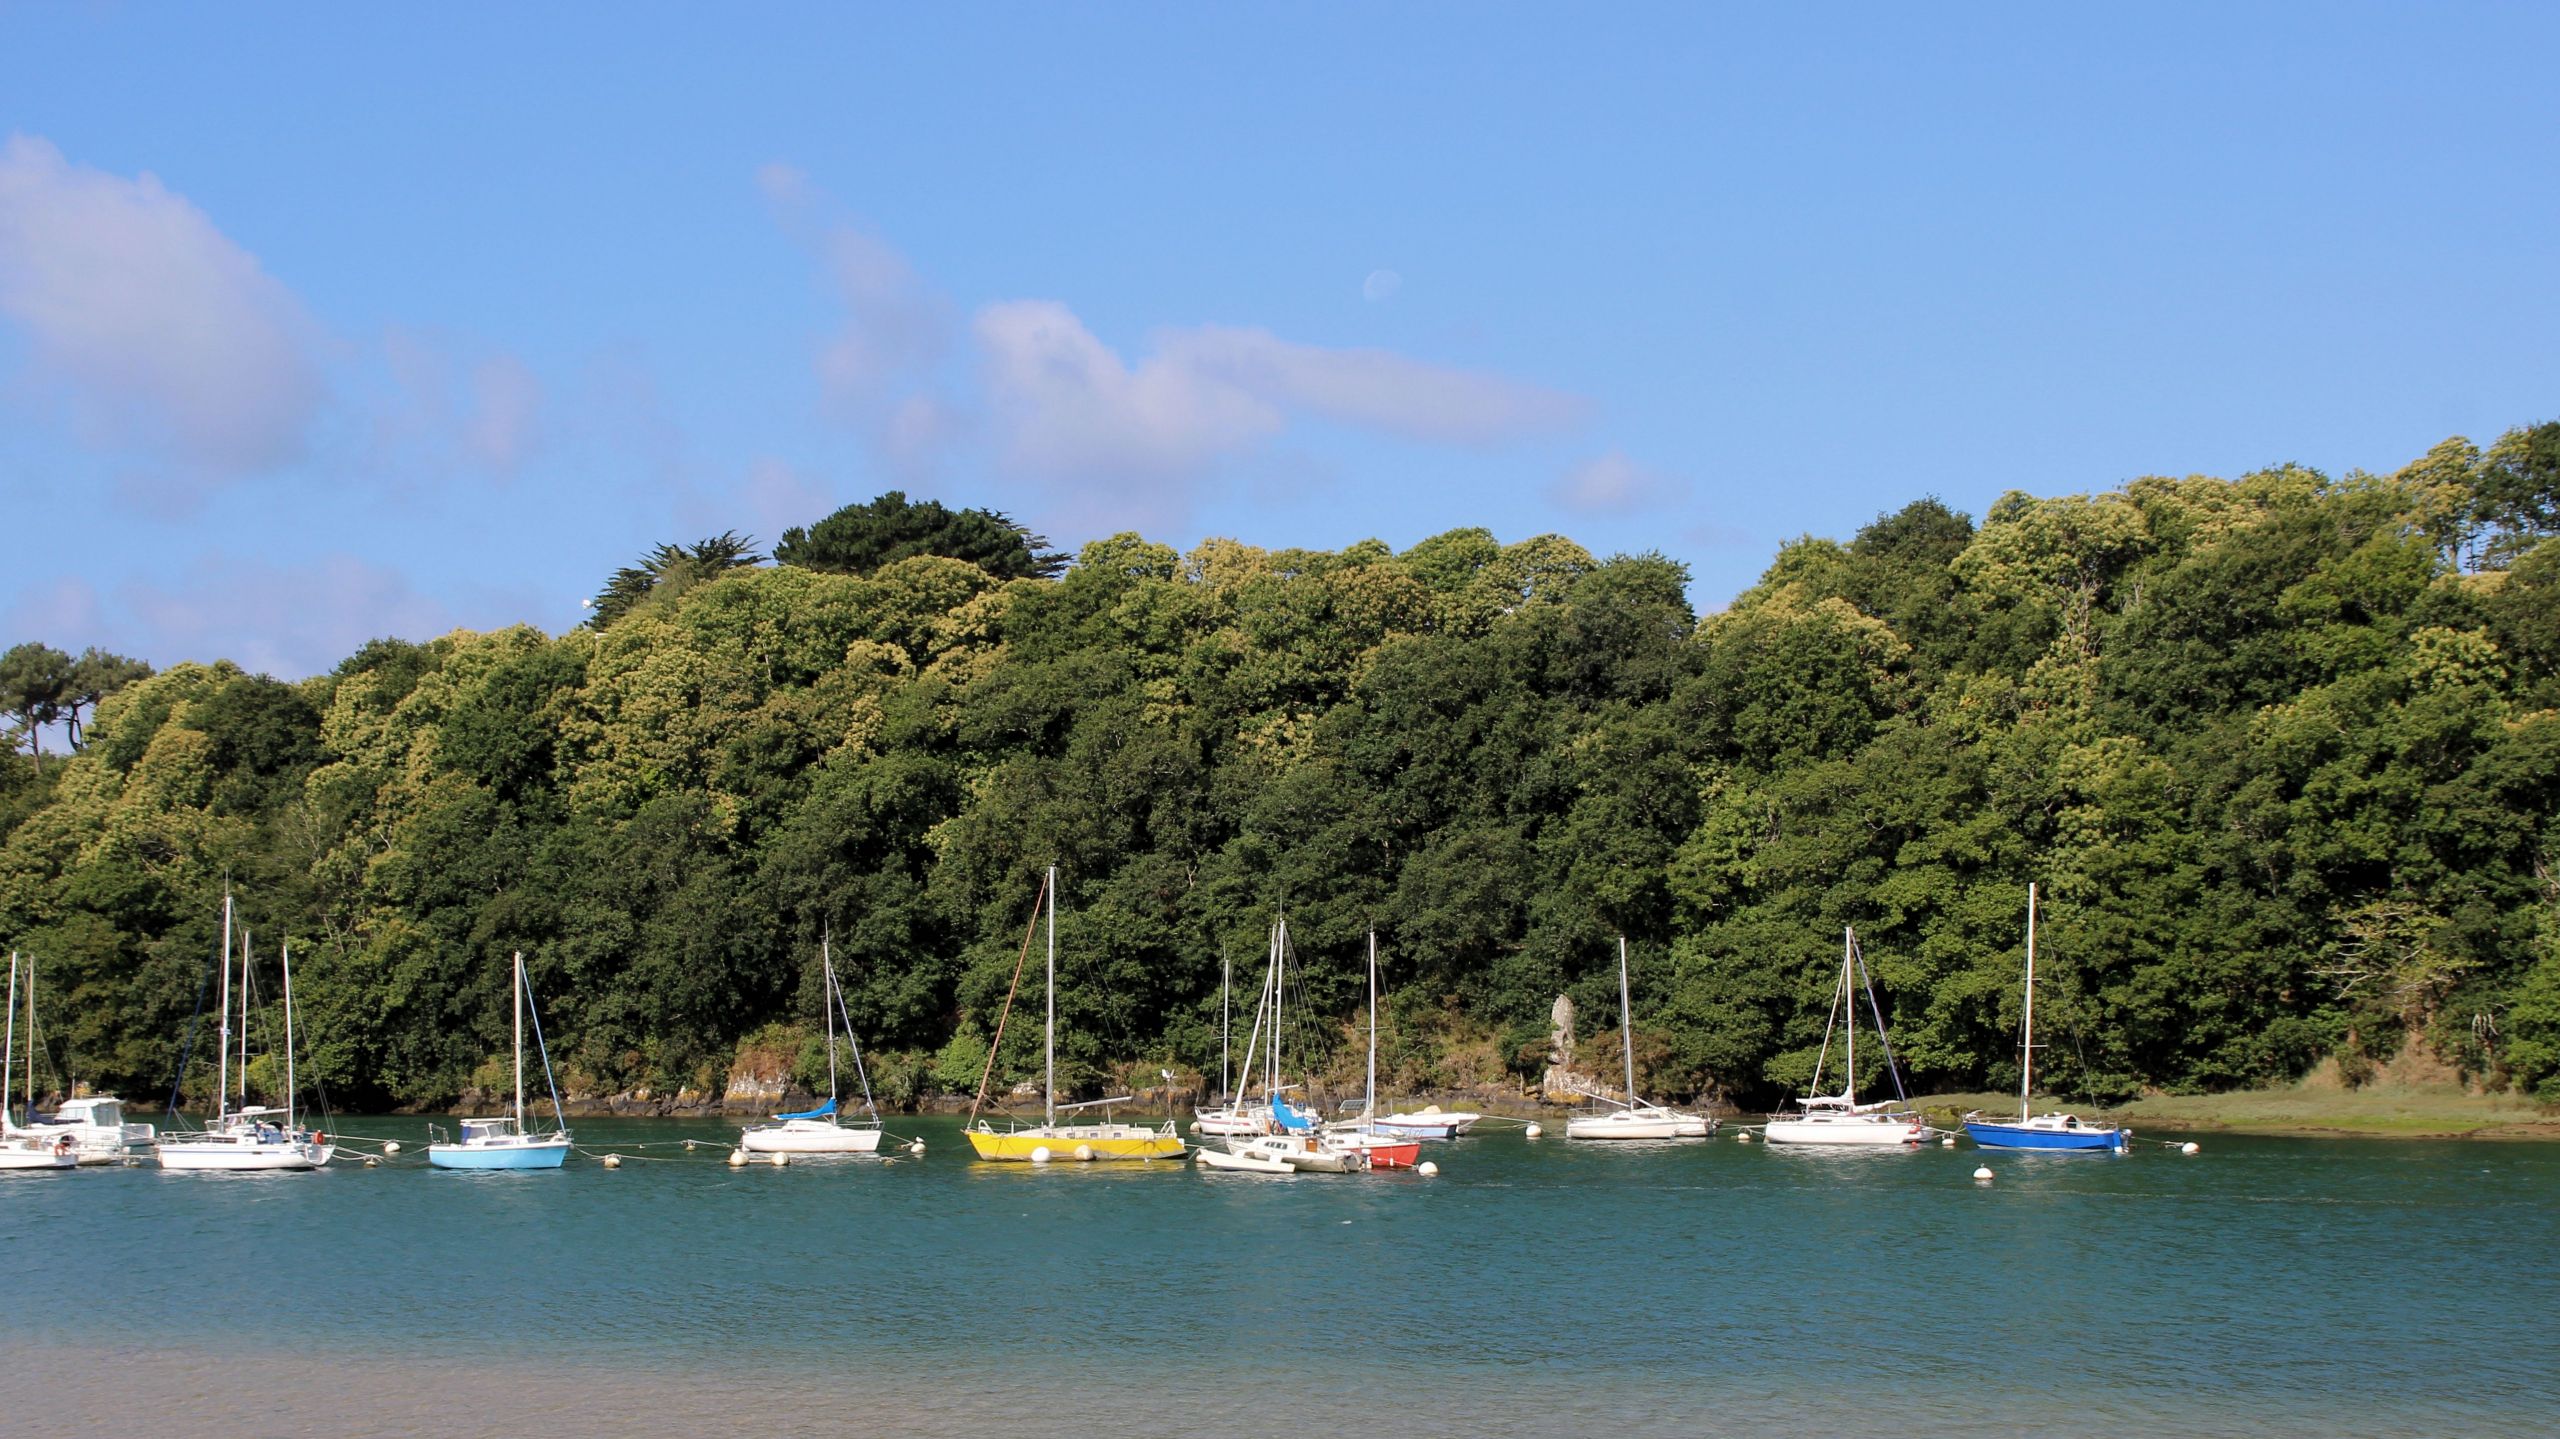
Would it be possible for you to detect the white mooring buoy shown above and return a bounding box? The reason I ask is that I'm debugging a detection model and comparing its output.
[1735,1130,1754,1144]
[727,1148,748,1167]
[1074,1144,1096,1162]
[1417,1161,1439,1177]
[601,1154,622,1169]
[1940,1136,1956,1148]
[1030,1146,1052,1164]
[1524,1123,1542,1139]
[382,1141,402,1155]
[769,1151,789,1168]
[362,1155,379,1167]
[2181,1141,2201,1155]
[1973,1165,1995,1183]
[909,1140,926,1155]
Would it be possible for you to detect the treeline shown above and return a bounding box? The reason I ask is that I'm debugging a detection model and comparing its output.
[3,437,2558,1113]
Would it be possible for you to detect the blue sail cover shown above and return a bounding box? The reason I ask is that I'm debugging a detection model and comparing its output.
[774,1098,839,1121]
[1270,1094,1315,1133]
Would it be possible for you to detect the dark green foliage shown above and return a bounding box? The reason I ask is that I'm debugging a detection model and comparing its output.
[774,490,1064,580]
[4,448,2558,1113]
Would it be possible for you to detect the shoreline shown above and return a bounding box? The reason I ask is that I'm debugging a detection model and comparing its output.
[1911,1086,2560,1141]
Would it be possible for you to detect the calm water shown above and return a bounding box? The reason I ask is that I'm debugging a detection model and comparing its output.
[3,1115,2554,1437]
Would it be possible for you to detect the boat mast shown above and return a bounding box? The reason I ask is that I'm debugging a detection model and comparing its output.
[20,952,31,1124]
[1219,948,1231,1106]
[2019,883,2038,1123]
[215,893,232,1127]
[1044,863,1056,1131]
[514,950,526,1129]
[281,939,297,1132]
[1618,935,1638,1109]
[237,931,250,1113]
[1366,931,1379,1125]
[5,952,17,1128]
[823,925,839,1107]
[1843,928,1857,1103]
[1273,916,1287,1100]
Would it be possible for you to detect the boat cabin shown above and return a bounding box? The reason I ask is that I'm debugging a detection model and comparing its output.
[458,1117,524,1144]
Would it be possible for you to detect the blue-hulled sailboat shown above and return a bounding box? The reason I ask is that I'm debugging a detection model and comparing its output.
[1963,885,2127,1153]
[428,951,572,1170]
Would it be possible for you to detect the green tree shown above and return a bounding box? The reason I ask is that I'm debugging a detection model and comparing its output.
[0,642,74,765]
[773,491,1064,580]
[586,532,762,628]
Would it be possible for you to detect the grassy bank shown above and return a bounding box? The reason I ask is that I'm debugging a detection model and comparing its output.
[1913,1084,2560,1140]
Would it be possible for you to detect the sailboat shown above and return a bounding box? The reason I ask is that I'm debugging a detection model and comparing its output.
[1211,916,1370,1172]
[2,953,74,1171]
[3,950,153,1164]
[964,867,1185,1162]
[741,929,885,1154]
[1325,932,1421,1169]
[1192,946,1269,1137]
[1565,937,1715,1140]
[1963,885,2128,1153]
[427,951,572,1170]
[157,896,335,1171]
[1762,927,1925,1146]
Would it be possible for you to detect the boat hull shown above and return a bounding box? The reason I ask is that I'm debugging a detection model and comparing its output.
[156,1140,333,1171]
[965,1126,1185,1162]
[1963,1119,2125,1152]
[1190,1110,1268,1137]
[1566,1108,1714,1140]
[427,1136,572,1169]
[1763,1117,1924,1146]
[0,1146,76,1171]
[1331,1134,1422,1168]
[1194,1146,1292,1174]
[1370,1111,1482,1140]
[740,1120,885,1154]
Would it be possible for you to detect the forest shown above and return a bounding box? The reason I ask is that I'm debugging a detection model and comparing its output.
[4,432,2558,1115]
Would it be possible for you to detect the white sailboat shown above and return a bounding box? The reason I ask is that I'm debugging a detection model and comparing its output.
[1565,937,1714,1140]
[1212,915,1368,1172]
[1192,945,1269,1137]
[742,929,885,1154]
[428,951,572,1169]
[1763,927,1925,1146]
[2,954,74,1171]
[4,951,154,1163]
[156,897,335,1172]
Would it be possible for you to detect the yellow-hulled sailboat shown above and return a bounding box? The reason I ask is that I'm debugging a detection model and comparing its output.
[963,866,1185,1163]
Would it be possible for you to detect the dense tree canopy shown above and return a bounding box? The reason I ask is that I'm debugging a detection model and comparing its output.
[4,426,2557,1114]
[773,491,1065,580]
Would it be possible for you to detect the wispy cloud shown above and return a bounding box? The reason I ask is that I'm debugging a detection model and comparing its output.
[976,303,1586,532]
[764,165,1588,536]
[758,161,959,474]
[3,553,492,680]
[0,133,325,486]
[1552,449,1688,514]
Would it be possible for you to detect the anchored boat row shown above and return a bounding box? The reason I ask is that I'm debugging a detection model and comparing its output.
[7,878,2129,1176]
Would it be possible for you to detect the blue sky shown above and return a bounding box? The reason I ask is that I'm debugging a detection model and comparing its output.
[2,5,2554,676]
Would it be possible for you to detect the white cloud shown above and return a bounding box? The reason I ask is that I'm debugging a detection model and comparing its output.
[4,554,474,680]
[1553,449,1687,514]
[1362,268,1403,302]
[760,169,1586,535]
[976,302,1586,532]
[0,133,324,480]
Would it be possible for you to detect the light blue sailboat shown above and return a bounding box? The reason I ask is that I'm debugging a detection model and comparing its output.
[429,951,572,1170]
